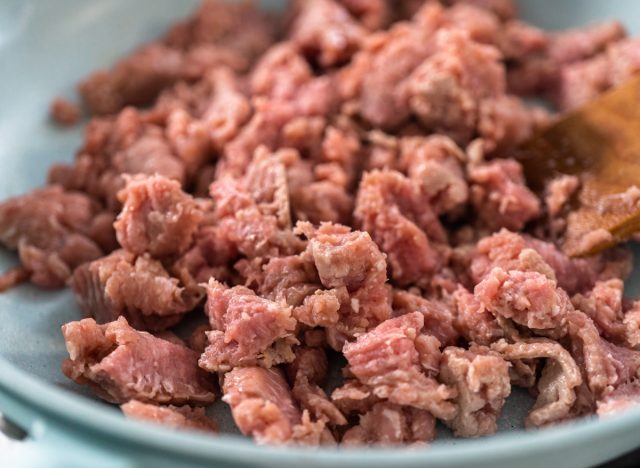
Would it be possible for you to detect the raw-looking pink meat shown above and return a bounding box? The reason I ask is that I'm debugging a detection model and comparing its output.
[114,175,203,257]
[398,135,468,215]
[222,366,332,445]
[62,317,216,404]
[468,159,541,231]
[392,290,459,346]
[287,347,347,427]
[439,346,511,437]
[71,250,201,332]
[355,169,445,286]
[407,29,505,144]
[572,279,628,345]
[289,0,365,67]
[469,229,614,294]
[121,400,218,432]
[492,338,582,427]
[299,221,392,349]
[343,312,458,420]
[475,268,570,330]
[199,279,297,372]
[0,186,104,288]
[342,403,436,446]
[453,286,504,346]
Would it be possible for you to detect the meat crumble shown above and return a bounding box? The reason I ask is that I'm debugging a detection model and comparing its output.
[2,0,640,446]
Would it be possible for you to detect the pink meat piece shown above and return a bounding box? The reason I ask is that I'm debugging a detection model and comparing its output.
[355,170,445,286]
[497,20,548,60]
[357,3,445,128]
[393,290,459,347]
[78,44,188,115]
[338,0,390,30]
[468,159,541,231]
[112,133,186,186]
[556,36,640,110]
[50,97,81,126]
[331,380,381,416]
[477,95,548,154]
[406,29,505,144]
[62,317,216,404]
[597,381,640,417]
[164,0,274,61]
[475,267,570,330]
[566,310,619,402]
[114,175,203,257]
[470,229,606,294]
[0,266,29,292]
[210,149,305,259]
[299,222,392,349]
[624,301,640,348]
[121,400,218,432]
[171,223,236,289]
[447,0,517,20]
[453,286,503,346]
[289,0,365,67]
[444,3,502,44]
[398,136,468,215]
[80,0,274,115]
[492,338,582,427]
[439,346,511,437]
[199,279,297,372]
[343,312,458,420]
[342,402,436,446]
[0,185,104,288]
[572,279,628,345]
[286,347,347,427]
[548,20,626,64]
[222,367,331,445]
[545,175,580,218]
[71,250,202,332]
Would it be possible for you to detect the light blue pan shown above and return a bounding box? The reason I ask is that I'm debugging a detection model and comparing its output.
[2,1,640,466]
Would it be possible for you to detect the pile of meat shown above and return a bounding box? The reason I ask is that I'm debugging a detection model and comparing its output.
[2,0,640,447]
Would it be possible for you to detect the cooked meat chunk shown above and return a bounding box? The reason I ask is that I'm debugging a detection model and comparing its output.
[121,400,218,432]
[62,317,216,404]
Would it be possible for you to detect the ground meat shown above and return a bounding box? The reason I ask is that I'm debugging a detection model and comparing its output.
[392,290,459,346]
[114,175,203,257]
[439,346,511,437]
[4,0,640,448]
[572,279,628,345]
[343,312,458,420]
[121,400,218,432]
[453,286,503,346]
[299,221,392,349]
[71,250,201,331]
[468,160,541,231]
[469,229,608,294]
[62,317,216,404]
[398,135,468,215]
[406,29,505,144]
[341,402,436,446]
[199,279,297,372]
[355,169,445,286]
[50,97,81,126]
[0,186,104,287]
[492,339,582,427]
[289,0,365,68]
[475,267,570,330]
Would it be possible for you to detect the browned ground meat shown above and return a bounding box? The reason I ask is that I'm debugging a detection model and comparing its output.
[0,0,638,447]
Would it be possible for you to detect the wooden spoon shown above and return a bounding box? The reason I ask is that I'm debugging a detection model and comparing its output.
[516,75,640,257]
